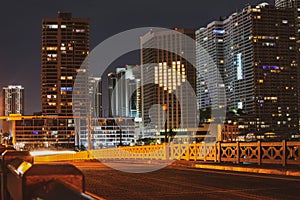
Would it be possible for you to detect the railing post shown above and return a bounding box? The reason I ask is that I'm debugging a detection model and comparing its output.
[186,143,190,161]
[166,143,169,161]
[214,142,217,163]
[195,143,198,161]
[203,142,206,162]
[217,141,221,163]
[257,140,261,166]
[282,140,286,167]
[236,142,240,164]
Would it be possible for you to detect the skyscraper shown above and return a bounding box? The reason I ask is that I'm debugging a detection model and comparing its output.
[198,3,299,136]
[107,65,139,118]
[140,28,197,140]
[2,85,24,116]
[275,0,298,8]
[89,77,102,118]
[196,21,226,111]
[39,12,89,149]
[41,12,89,116]
[275,0,300,135]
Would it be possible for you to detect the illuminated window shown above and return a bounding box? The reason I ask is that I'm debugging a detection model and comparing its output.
[61,25,66,28]
[77,69,86,73]
[46,47,57,51]
[47,54,57,58]
[61,76,66,80]
[251,8,261,12]
[75,29,85,33]
[47,24,58,29]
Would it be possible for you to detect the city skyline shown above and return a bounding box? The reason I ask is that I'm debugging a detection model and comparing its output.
[0,0,274,115]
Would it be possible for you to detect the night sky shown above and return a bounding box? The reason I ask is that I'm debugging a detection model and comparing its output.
[0,0,274,115]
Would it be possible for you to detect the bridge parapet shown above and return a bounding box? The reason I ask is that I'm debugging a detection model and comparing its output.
[33,141,300,167]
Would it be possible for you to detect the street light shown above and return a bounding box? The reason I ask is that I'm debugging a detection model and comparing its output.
[67,134,71,148]
[162,104,168,143]
[118,117,123,147]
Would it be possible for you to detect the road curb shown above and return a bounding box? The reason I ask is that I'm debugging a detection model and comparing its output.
[195,164,300,177]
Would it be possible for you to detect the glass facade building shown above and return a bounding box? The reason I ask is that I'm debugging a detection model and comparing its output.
[197,3,299,136]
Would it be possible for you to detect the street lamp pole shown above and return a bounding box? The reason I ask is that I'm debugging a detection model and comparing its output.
[162,104,168,143]
[118,117,123,147]
[162,104,169,160]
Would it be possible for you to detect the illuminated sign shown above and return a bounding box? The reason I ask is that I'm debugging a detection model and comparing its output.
[237,53,243,80]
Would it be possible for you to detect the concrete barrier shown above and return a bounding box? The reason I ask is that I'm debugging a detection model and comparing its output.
[1,150,32,200]
[6,161,93,199]
[0,146,15,199]
[0,149,97,200]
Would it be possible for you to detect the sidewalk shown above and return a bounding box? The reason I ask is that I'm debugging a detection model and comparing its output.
[171,160,300,177]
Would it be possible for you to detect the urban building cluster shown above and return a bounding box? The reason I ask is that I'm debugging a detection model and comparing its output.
[0,0,299,150]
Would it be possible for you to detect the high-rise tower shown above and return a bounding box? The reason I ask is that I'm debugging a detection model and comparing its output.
[2,85,24,116]
[197,3,299,136]
[140,28,197,139]
[41,12,89,116]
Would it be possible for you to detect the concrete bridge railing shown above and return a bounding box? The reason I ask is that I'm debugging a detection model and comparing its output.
[34,140,300,167]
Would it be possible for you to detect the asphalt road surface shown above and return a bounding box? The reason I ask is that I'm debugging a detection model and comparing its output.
[72,161,300,200]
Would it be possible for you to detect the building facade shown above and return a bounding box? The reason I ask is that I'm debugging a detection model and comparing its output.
[41,12,90,148]
[140,28,197,139]
[14,117,75,150]
[198,3,299,136]
[107,65,139,118]
[196,21,226,111]
[275,0,300,135]
[90,117,136,148]
[2,85,24,116]
[89,77,102,118]
[41,12,89,116]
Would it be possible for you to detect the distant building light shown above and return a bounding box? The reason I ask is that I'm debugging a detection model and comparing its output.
[213,30,225,34]
[262,66,279,70]
[33,131,38,135]
[61,87,72,91]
